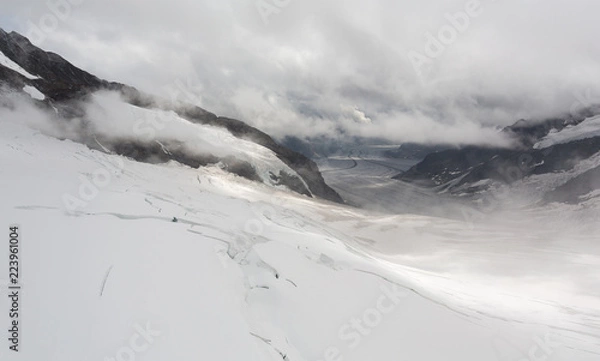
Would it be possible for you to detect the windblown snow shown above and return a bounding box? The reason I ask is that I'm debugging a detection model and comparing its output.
[1,109,599,360]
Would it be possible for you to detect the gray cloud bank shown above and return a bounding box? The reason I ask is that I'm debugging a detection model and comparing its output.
[2,0,600,146]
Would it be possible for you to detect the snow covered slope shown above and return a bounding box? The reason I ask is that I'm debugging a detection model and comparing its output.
[22,85,44,101]
[1,107,600,360]
[535,115,600,149]
[0,28,342,203]
[0,48,38,80]
[397,113,600,205]
[84,92,311,194]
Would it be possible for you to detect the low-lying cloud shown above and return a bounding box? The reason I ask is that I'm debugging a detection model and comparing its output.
[3,0,600,146]
[0,90,279,168]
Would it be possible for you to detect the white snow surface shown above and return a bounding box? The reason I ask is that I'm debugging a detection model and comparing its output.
[1,91,309,195]
[535,115,600,149]
[0,49,39,80]
[22,85,45,101]
[86,92,310,192]
[1,117,600,360]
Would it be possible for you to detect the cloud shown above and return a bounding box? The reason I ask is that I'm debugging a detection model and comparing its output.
[2,0,600,146]
[0,90,294,177]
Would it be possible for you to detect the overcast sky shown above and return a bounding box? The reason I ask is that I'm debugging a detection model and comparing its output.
[2,0,600,145]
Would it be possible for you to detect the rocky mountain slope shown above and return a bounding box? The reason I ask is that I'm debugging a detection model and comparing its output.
[2,112,599,360]
[395,111,600,204]
[0,28,343,203]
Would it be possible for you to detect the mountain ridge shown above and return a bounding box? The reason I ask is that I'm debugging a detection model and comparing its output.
[0,28,343,203]
[395,114,600,204]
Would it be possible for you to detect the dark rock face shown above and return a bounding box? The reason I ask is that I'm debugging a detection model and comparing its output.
[396,146,503,187]
[269,171,312,198]
[108,140,264,183]
[544,165,600,204]
[400,137,600,187]
[0,29,123,100]
[0,28,343,203]
[121,87,343,203]
[0,63,27,91]
[396,115,600,202]
[503,106,600,147]
[502,118,574,147]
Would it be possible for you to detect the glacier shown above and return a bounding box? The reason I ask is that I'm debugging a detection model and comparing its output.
[1,103,599,361]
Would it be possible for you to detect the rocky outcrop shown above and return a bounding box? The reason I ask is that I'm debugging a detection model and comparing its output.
[544,165,600,204]
[0,29,122,100]
[395,115,600,203]
[0,28,343,203]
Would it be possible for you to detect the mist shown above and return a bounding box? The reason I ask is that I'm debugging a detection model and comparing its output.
[2,0,600,145]
[3,2,600,360]
[0,90,291,177]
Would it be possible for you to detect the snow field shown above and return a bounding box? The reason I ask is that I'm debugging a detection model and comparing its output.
[0,112,599,360]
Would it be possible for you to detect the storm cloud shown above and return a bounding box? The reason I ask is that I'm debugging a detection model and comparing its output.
[2,0,600,146]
